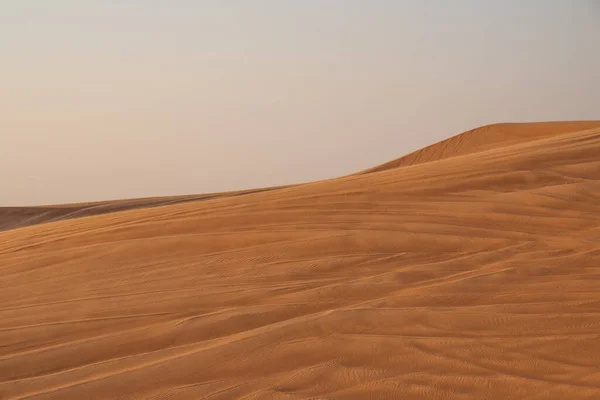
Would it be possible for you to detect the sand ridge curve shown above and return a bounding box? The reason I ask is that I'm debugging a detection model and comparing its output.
[1,121,600,399]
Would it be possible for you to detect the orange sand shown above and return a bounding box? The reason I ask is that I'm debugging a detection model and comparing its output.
[1,121,600,399]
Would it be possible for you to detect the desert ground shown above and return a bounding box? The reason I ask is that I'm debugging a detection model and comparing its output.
[1,121,600,399]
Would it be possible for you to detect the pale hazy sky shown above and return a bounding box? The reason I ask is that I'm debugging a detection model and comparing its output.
[2,1,599,206]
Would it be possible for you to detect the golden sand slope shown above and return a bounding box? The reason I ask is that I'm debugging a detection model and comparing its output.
[359,121,600,174]
[5,121,596,233]
[1,122,600,399]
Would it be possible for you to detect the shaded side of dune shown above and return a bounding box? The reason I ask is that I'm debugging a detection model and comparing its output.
[0,186,289,232]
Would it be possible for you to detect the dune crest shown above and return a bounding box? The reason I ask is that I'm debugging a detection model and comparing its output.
[1,121,600,399]
[4,121,599,233]
[359,120,600,173]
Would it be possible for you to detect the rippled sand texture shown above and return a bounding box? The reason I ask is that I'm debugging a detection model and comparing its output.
[2,121,600,399]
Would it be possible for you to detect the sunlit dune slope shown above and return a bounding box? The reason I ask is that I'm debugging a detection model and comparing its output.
[359,120,600,174]
[3,121,598,233]
[1,122,600,399]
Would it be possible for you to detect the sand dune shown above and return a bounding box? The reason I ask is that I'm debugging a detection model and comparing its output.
[0,186,290,233]
[359,121,600,174]
[1,121,600,399]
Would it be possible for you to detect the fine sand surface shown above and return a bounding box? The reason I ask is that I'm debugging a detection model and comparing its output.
[1,121,600,399]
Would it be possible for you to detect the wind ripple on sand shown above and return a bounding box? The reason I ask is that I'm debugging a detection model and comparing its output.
[1,122,600,399]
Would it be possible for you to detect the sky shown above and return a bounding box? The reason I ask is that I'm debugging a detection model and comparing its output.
[2,1,599,206]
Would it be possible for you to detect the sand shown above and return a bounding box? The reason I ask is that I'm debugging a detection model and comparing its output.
[1,121,600,399]
[0,186,290,233]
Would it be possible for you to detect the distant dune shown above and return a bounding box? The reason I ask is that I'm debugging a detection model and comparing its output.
[0,186,290,232]
[1,121,600,399]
